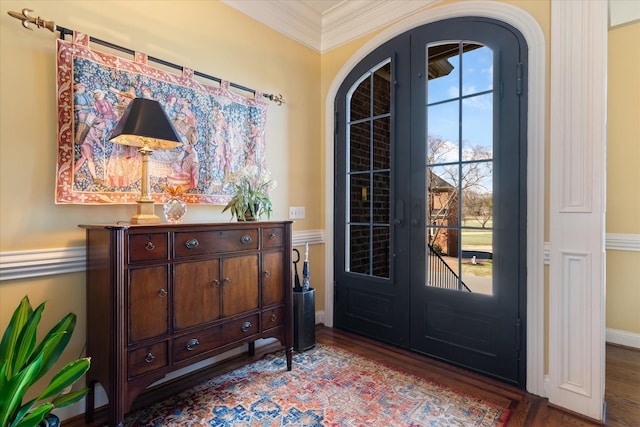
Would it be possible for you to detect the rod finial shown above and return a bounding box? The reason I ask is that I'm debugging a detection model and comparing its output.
[269,93,284,106]
[8,9,56,32]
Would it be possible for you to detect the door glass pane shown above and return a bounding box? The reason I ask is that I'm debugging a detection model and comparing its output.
[373,116,391,170]
[427,43,460,104]
[351,76,370,121]
[349,225,370,275]
[462,92,493,154]
[372,226,390,278]
[461,44,492,95]
[346,59,392,279]
[373,62,391,116]
[425,41,494,295]
[427,101,459,163]
[350,121,370,172]
[460,230,493,295]
[372,171,390,224]
[461,165,493,221]
[427,165,459,230]
[350,173,370,223]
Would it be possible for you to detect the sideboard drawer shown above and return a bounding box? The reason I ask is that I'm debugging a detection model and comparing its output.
[173,314,260,363]
[262,307,284,331]
[174,229,259,257]
[262,227,284,248]
[128,341,168,378]
[128,233,169,262]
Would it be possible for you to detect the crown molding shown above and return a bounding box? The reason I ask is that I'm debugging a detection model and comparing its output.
[321,0,441,52]
[222,0,442,53]
[221,0,322,51]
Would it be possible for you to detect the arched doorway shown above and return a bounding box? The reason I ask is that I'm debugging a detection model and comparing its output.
[333,17,527,386]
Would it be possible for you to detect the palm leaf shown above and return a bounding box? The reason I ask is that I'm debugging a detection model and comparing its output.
[29,313,76,384]
[11,303,45,380]
[0,354,42,427]
[37,358,90,400]
[11,403,52,427]
[0,297,33,378]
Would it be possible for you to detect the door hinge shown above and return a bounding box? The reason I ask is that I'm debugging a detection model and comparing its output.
[515,317,522,352]
[516,62,523,96]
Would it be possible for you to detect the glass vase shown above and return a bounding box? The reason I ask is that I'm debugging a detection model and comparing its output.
[163,196,187,223]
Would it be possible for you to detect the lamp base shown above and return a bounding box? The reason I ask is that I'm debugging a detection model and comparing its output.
[130,200,161,224]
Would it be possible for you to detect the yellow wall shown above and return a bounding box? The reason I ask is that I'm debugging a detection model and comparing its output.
[606,21,640,335]
[0,0,322,396]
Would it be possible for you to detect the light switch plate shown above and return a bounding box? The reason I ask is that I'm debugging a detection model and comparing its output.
[289,206,305,219]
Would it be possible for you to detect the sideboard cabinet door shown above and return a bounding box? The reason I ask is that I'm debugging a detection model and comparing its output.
[221,255,259,317]
[128,266,169,343]
[173,260,221,330]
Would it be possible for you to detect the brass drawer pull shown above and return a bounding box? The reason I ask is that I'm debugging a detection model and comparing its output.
[269,233,277,240]
[241,321,252,333]
[186,338,200,351]
[223,277,231,285]
[144,352,156,363]
[263,270,271,278]
[145,241,155,251]
[240,234,252,245]
[158,289,167,297]
[185,238,199,249]
[212,279,221,287]
[270,313,277,322]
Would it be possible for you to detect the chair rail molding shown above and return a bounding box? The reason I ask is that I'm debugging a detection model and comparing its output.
[0,229,325,281]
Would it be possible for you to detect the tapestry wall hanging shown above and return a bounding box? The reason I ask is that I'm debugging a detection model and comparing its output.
[55,32,268,205]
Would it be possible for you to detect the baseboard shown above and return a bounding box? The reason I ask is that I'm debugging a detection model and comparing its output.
[606,328,640,349]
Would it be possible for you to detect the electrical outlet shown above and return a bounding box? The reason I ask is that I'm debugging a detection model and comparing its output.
[289,206,305,219]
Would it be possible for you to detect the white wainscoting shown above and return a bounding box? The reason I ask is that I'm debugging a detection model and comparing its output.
[0,231,637,351]
[0,229,326,281]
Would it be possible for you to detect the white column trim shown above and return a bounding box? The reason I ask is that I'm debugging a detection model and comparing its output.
[324,0,547,397]
[547,0,607,420]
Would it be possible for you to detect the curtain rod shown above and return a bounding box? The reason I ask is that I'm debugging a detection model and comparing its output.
[7,8,284,105]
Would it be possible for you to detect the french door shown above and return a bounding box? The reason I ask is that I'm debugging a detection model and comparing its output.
[334,18,527,386]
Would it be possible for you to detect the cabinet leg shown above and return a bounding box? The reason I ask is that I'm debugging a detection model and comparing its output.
[85,379,95,422]
[248,341,255,356]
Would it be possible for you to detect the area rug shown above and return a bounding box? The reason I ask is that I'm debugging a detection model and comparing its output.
[124,343,511,426]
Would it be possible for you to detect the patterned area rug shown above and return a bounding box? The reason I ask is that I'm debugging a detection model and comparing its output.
[124,344,511,426]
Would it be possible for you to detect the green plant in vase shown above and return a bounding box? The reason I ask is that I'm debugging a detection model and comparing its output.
[223,165,276,221]
[0,296,91,427]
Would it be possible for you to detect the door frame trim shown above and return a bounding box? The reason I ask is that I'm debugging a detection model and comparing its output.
[324,1,546,395]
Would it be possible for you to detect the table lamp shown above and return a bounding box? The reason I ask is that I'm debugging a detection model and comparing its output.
[109,98,183,224]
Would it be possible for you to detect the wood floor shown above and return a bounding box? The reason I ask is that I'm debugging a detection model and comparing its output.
[65,325,639,426]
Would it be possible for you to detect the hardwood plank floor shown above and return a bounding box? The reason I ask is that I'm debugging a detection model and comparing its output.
[64,325,639,426]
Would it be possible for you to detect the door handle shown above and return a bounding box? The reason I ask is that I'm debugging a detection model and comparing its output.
[393,199,404,226]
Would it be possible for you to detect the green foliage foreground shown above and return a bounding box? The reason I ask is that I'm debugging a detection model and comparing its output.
[0,296,90,427]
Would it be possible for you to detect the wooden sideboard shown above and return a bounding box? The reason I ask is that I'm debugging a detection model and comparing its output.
[79,221,293,427]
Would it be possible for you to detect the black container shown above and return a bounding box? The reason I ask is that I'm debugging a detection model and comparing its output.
[293,288,316,351]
